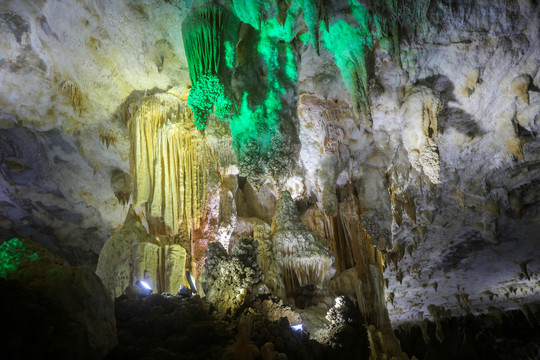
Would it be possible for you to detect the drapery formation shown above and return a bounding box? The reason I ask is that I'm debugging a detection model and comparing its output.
[128,93,207,237]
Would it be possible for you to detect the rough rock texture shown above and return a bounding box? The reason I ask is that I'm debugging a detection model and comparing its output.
[317,296,370,360]
[0,126,120,267]
[265,191,336,303]
[0,238,116,359]
[376,1,540,326]
[202,237,263,316]
[295,0,540,330]
[96,207,187,298]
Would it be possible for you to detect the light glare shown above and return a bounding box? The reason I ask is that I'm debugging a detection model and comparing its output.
[139,280,152,290]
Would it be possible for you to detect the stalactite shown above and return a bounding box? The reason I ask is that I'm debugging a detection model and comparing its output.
[60,79,83,115]
[331,184,408,359]
[129,98,168,208]
[182,3,227,86]
[323,211,355,271]
[427,304,451,342]
[150,122,207,236]
[128,93,217,240]
[182,3,236,130]
[297,0,320,54]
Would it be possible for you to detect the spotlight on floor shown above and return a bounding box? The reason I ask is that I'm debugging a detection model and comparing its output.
[291,324,303,331]
[186,270,197,294]
[135,280,153,296]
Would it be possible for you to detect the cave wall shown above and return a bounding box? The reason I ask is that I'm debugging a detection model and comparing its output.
[0,0,538,330]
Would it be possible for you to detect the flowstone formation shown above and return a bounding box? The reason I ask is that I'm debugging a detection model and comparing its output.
[262,191,336,305]
[128,91,212,237]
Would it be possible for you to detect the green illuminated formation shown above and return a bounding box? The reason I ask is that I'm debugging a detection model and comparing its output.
[182,3,227,85]
[0,238,39,278]
[224,41,235,69]
[296,0,319,52]
[231,0,274,30]
[182,2,235,129]
[230,29,296,181]
[188,74,232,130]
[181,0,414,176]
[262,17,295,43]
[322,13,373,127]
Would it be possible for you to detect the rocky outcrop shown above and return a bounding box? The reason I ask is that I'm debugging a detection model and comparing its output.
[0,238,116,359]
[202,237,263,316]
[317,296,370,360]
[96,207,186,298]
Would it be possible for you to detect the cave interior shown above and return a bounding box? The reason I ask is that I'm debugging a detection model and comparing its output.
[0,0,539,359]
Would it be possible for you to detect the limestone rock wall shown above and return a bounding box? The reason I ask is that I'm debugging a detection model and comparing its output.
[0,0,192,266]
[294,0,540,327]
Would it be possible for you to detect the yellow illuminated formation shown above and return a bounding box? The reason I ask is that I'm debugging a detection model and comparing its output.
[128,92,209,238]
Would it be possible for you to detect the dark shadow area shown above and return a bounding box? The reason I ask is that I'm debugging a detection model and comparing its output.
[396,305,540,360]
[416,75,486,138]
[0,127,103,267]
[0,278,105,360]
[235,180,276,224]
[106,291,370,360]
[440,230,489,272]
